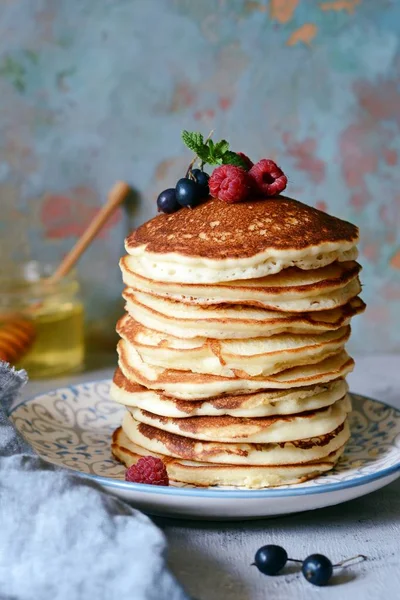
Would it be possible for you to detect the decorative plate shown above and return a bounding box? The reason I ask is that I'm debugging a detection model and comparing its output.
[9,380,400,520]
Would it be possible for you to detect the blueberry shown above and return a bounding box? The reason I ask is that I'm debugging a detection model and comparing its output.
[191,169,210,195]
[302,554,333,586]
[157,188,180,214]
[175,178,202,207]
[253,545,288,576]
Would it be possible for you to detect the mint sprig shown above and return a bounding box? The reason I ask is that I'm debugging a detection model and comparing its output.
[181,131,204,155]
[181,130,249,170]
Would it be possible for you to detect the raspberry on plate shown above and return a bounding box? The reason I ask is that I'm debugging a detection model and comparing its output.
[125,456,169,486]
[249,159,287,196]
[209,165,253,203]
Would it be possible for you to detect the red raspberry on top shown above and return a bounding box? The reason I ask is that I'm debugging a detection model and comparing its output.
[236,152,254,170]
[125,456,169,486]
[209,164,253,203]
[249,159,287,197]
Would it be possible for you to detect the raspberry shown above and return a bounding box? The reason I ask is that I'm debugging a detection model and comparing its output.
[125,456,169,486]
[249,159,287,196]
[209,165,253,203]
[236,152,254,170]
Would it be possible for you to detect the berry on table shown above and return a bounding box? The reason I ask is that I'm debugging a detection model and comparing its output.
[191,168,210,195]
[249,159,287,196]
[236,152,254,170]
[125,456,169,486]
[253,545,288,576]
[157,188,180,214]
[176,177,202,207]
[209,164,253,203]
[301,554,333,587]
[253,544,366,587]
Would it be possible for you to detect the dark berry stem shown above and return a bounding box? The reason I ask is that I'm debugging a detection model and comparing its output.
[287,558,303,564]
[333,555,367,568]
[185,157,197,179]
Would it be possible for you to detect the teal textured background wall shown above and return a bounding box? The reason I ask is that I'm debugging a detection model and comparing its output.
[0,0,399,354]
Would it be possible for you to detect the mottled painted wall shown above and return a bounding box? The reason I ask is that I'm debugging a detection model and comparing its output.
[0,0,399,354]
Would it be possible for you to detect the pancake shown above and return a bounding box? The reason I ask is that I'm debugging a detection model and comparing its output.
[124,289,365,339]
[111,368,349,418]
[118,414,350,466]
[128,395,351,443]
[112,428,346,488]
[121,257,362,312]
[117,314,350,377]
[125,196,358,283]
[117,339,354,399]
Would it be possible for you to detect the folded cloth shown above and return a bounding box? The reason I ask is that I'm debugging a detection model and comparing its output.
[0,362,190,600]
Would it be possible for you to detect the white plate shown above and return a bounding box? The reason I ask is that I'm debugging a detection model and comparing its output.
[10,380,400,520]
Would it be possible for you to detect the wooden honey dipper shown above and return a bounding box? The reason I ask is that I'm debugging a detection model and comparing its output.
[0,181,131,365]
[0,319,36,363]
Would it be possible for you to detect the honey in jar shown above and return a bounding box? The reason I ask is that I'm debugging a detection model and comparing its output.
[0,261,84,378]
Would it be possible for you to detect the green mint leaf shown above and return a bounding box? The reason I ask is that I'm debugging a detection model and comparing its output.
[181,130,205,154]
[193,131,204,148]
[207,139,218,163]
[197,145,211,162]
[206,138,230,165]
[206,154,225,166]
[221,151,248,168]
[214,140,229,156]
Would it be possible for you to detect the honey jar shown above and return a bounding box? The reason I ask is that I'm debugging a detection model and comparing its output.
[0,261,84,378]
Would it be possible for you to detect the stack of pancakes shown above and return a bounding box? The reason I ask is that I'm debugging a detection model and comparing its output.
[111,196,365,488]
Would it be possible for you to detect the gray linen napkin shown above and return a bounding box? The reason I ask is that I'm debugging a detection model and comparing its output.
[0,362,190,600]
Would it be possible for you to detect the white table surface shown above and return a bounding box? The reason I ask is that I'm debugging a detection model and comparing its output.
[22,355,400,600]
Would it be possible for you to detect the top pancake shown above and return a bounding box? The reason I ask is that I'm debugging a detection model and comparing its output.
[126,197,359,283]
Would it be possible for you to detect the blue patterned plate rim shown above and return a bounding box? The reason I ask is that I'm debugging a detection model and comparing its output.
[10,381,400,500]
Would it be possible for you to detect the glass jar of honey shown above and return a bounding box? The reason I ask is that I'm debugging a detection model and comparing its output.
[0,261,84,378]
